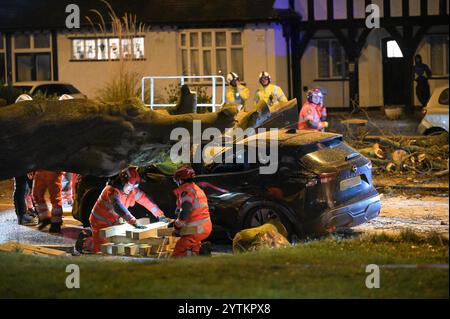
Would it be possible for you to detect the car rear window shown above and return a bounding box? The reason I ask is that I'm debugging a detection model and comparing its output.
[439,88,449,106]
[300,142,360,166]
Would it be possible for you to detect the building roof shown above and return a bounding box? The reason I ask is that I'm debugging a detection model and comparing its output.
[0,0,300,31]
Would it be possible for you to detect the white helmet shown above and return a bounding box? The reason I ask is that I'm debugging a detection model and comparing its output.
[226,72,239,84]
[59,94,74,100]
[259,71,271,84]
[15,94,33,103]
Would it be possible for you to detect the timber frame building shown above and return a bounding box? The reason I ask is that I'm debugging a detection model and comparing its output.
[0,0,448,110]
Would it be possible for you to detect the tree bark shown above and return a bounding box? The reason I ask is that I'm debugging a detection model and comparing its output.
[0,98,237,180]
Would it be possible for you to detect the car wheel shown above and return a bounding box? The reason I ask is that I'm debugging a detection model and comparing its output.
[243,202,298,242]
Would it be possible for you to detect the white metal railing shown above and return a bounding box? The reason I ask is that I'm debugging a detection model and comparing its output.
[141,75,226,112]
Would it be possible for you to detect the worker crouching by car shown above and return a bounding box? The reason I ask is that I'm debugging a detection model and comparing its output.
[171,165,212,258]
[75,167,167,254]
[298,88,328,131]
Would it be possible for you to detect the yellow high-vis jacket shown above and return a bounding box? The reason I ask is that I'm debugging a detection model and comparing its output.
[254,84,288,107]
[226,84,250,111]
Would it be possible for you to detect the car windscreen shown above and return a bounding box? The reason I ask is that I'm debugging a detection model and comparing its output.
[13,85,33,93]
[34,84,81,96]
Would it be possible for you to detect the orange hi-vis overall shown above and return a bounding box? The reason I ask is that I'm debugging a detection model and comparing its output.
[172,182,212,257]
[83,185,163,253]
[32,170,63,224]
[298,101,327,131]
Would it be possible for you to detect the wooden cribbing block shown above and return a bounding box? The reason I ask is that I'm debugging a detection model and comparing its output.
[0,241,66,256]
[138,244,151,256]
[124,244,138,256]
[100,243,114,254]
[127,222,168,240]
[157,228,175,237]
[157,226,200,237]
[100,223,135,238]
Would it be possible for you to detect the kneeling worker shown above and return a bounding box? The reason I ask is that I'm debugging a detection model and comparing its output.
[75,167,167,254]
[298,88,328,131]
[171,165,212,257]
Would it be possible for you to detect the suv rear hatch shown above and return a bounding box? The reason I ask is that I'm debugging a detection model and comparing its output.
[294,133,374,208]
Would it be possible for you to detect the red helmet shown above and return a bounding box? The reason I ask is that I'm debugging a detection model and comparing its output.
[174,165,196,181]
[306,88,324,102]
[120,167,140,185]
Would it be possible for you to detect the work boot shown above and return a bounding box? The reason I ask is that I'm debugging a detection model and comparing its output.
[49,222,62,234]
[37,218,51,230]
[75,231,87,254]
[18,212,38,226]
[199,241,212,256]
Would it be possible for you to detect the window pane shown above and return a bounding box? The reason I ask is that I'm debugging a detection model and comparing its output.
[317,40,330,78]
[231,32,242,46]
[72,39,85,59]
[0,33,4,49]
[231,48,243,80]
[216,32,226,47]
[386,40,403,58]
[181,49,188,75]
[0,53,5,85]
[431,37,444,75]
[34,33,50,48]
[85,39,96,59]
[15,34,30,49]
[97,39,108,60]
[181,33,186,46]
[190,33,199,47]
[216,49,227,75]
[121,38,132,59]
[133,37,144,59]
[191,49,199,76]
[109,38,120,59]
[203,50,211,75]
[331,41,344,77]
[202,32,212,47]
[16,54,32,81]
[35,54,51,81]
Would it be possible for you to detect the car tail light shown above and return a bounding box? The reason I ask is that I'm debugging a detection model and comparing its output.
[320,172,338,183]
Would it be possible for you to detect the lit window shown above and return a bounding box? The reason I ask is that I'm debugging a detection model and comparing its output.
[386,40,403,58]
[70,37,145,61]
[180,30,244,80]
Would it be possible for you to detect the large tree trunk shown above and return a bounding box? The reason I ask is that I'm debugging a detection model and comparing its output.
[0,98,237,180]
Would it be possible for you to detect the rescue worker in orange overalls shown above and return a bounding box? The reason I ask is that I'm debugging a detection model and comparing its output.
[298,88,328,131]
[32,170,64,233]
[75,167,167,254]
[171,165,212,257]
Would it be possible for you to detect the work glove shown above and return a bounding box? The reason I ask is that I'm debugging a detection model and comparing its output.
[158,215,171,223]
[172,228,181,237]
[133,223,146,229]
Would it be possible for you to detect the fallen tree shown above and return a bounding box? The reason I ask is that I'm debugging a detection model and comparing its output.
[0,98,237,180]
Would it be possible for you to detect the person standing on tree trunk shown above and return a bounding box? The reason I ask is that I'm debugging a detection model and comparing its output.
[414,54,432,107]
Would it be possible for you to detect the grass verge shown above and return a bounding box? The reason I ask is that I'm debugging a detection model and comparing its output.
[0,232,448,299]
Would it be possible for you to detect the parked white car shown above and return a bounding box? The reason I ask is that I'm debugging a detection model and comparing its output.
[418,85,449,135]
[12,81,87,99]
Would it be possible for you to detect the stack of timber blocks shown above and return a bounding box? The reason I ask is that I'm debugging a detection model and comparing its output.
[98,218,187,258]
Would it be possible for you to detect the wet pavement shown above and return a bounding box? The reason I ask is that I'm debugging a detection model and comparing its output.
[0,205,77,246]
